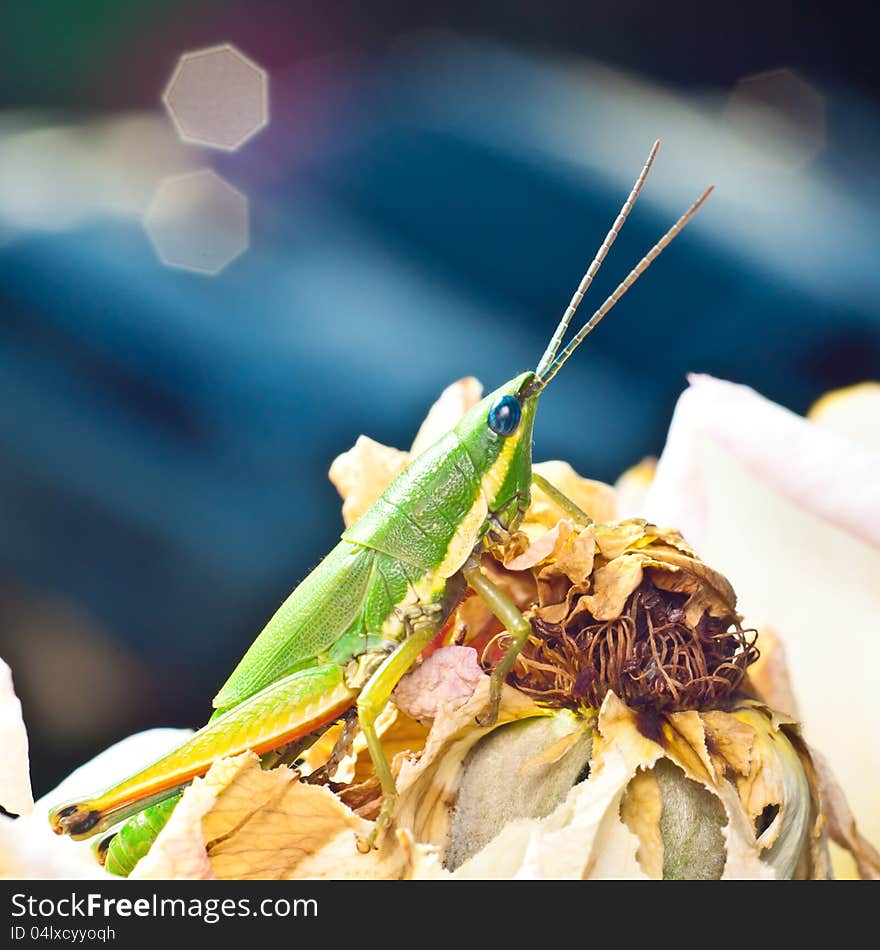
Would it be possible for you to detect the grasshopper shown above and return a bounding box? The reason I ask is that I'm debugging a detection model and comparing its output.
[49,142,711,868]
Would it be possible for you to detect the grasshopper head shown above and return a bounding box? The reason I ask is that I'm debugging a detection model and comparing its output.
[453,371,540,533]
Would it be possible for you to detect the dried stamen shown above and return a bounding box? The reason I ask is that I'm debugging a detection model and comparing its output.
[500,582,758,711]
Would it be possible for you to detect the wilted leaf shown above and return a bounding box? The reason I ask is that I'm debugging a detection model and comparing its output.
[446,713,592,869]
[452,693,655,879]
[601,695,775,880]
[395,676,546,852]
[503,692,818,880]
[653,759,727,880]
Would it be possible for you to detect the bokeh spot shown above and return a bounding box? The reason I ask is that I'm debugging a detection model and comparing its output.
[144,169,249,275]
[163,43,269,151]
[725,68,826,171]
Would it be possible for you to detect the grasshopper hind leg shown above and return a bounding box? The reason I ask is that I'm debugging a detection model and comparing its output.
[49,663,357,841]
[354,606,446,851]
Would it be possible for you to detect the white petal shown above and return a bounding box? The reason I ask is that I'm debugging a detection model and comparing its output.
[1,816,110,880]
[30,729,191,879]
[645,374,880,867]
[648,374,880,547]
[0,658,33,817]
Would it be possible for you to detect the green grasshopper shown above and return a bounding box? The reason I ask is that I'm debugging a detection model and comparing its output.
[49,142,711,872]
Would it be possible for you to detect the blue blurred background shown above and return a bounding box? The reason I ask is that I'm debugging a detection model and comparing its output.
[1,1,878,794]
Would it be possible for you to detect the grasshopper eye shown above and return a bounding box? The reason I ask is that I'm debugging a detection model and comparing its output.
[487,394,522,436]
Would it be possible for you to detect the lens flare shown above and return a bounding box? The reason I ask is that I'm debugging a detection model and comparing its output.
[143,169,249,275]
[162,44,269,151]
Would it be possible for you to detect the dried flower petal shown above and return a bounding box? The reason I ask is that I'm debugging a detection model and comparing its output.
[130,777,219,880]
[392,646,484,721]
[729,703,811,877]
[329,436,410,528]
[526,461,617,533]
[619,768,663,878]
[440,690,827,879]
[329,378,484,527]
[746,626,800,718]
[409,377,483,456]
[132,751,438,880]
[492,520,755,712]
[131,674,542,880]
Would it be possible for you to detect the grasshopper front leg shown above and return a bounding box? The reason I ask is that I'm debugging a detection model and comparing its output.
[467,473,593,725]
[531,472,593,529]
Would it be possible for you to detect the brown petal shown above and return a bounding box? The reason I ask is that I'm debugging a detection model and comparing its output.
[328,436,409,527]
[528,461,617,530]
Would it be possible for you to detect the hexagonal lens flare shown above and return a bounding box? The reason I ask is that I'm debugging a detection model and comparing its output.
[163,44,269,151]
[144,169,249,275]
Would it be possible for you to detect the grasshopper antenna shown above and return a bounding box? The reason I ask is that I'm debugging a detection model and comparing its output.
[537,184,714,387]
[535,139,661,381]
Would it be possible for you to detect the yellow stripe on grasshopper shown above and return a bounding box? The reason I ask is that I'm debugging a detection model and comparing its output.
[435,436,517,579]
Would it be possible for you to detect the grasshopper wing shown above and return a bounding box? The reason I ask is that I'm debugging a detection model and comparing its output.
[212,540,375,711]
